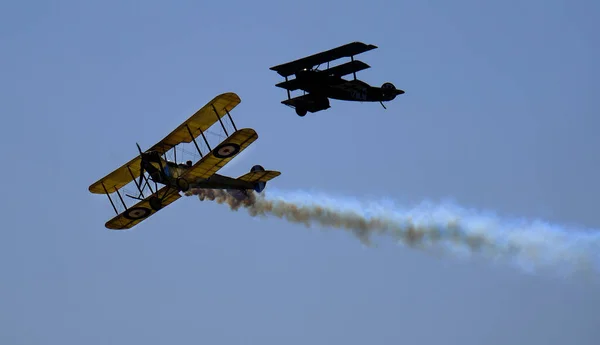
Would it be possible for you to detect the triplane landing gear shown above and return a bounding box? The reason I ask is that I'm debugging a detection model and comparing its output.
[291,96,330,117]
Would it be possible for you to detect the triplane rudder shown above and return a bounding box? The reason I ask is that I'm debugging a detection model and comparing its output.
[88,92,281,230]
[269,41,405,117]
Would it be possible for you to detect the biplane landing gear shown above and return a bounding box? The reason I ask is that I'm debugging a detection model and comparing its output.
[295,107,307,117]
[149,196,162,211]
[176,177,189,192]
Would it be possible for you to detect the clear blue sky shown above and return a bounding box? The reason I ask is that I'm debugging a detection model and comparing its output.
[1,0,599,344]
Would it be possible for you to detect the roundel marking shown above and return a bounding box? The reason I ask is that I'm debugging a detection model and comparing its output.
[123,207,151,220]
[213,143,241,158]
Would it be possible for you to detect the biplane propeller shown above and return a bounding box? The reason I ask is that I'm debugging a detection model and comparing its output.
[269,41,405,116]
[89,92,281,230]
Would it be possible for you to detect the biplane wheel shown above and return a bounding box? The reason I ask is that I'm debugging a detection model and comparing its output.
[295,107,307,117]
[149,196,162,211]
[176,177,189,192]
[213,143,240,158]
[123,207,151,220]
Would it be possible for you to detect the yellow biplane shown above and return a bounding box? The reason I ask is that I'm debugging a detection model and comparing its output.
[88,92,281,230]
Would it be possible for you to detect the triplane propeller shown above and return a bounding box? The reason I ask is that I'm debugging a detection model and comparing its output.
[269,41,405,117]
[88,92,281,230]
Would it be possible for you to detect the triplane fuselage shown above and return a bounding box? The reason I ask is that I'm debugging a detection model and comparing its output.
[88,92,280,230]
[270,41,405,117]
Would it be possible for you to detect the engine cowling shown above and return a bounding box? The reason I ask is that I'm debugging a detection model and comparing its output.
[381,82,397,100]
[250,165,266,193]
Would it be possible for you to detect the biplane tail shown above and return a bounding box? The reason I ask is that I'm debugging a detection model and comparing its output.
[237,164,281,193]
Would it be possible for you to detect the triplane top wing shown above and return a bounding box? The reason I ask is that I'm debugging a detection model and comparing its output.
[269,41,377,77]
[88,92,281,230]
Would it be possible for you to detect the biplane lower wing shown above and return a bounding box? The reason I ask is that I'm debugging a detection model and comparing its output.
[181,128,258,181]
[269,42,377,77]
[105,185,182,230]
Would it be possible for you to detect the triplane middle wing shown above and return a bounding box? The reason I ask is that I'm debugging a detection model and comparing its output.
[89,92,281,230]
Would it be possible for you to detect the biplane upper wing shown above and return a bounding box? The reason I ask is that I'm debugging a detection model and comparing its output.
[181,128,258,181]
[147,92,241,155]
[88,92,241,194]
[88,155,143,194]
[105,185,182,230]
[269,42,377,77]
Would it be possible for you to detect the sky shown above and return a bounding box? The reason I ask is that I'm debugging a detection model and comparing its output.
[1,0,599,344]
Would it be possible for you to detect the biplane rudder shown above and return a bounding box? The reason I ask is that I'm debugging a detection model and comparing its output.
[251,165,267,193]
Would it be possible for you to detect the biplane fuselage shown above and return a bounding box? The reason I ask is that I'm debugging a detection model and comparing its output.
[143,154,267,199]
[270,41,405,117]
[88,92,281,230]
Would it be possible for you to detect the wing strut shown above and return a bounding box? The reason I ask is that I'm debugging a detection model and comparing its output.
[350,56,357,80]
[186,124,204,158]
[225,108,237,132]
[114,186,128,211]
[199,127,211,151]
[101,182,119,215]
[126,166,145,198]
[142,174,155,194]
[285,76,291,100]
[211,104,229,137]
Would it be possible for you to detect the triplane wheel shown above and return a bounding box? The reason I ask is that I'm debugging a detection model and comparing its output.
[295,107,307,117]
[149,196,162,211]
[176,177,189,192]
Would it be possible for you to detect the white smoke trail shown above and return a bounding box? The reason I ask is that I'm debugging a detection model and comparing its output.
[185,188,600,277]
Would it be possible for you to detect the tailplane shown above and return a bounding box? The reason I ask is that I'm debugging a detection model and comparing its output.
[237,165,281,193]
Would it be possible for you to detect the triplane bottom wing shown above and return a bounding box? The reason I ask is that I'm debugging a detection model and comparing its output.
[105,185,182,230]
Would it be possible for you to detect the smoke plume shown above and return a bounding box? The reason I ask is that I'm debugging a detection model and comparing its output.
[185,188,600,277]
